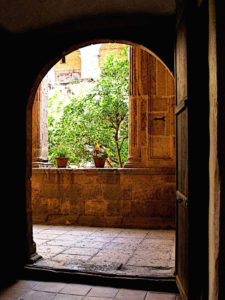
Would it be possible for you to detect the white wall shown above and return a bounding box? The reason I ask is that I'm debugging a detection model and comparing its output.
[80,44,102,79]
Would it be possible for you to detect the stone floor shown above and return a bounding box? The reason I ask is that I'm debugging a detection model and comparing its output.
[33,225,175,278]
[0,279,180,299]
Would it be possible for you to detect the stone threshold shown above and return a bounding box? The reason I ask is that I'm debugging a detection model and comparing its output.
[22,264,178,294]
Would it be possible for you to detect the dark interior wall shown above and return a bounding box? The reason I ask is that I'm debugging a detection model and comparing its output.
[0,13,175,287]
[186,1,209,298]
[0,0,176,33]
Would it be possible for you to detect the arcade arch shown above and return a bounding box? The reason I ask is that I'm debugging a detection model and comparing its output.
[27,40,176,279]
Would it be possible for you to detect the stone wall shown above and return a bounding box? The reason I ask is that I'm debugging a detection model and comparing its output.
[53,43,126,81]
[125,47,175,168]
[54,50,81,81]
[54,49,81,71]
[32,168,175,229]
[99,43,126,67]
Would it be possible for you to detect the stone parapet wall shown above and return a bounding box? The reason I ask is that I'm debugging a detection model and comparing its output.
[32,168,176,229]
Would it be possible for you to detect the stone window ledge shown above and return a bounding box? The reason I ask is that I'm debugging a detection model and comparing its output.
[32,167,175,175]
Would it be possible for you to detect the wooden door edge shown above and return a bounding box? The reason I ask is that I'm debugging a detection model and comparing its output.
[176,275,188,300]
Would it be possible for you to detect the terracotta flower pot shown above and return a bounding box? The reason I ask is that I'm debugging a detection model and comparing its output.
[93,156,105,168]
[56,157,69,168]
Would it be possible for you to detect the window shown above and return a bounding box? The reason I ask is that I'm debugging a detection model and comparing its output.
[60,56,66,64]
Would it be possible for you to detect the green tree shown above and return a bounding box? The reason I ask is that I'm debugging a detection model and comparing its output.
[48,45,129,168]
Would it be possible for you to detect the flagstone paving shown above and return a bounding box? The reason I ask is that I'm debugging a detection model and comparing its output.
[32,225,175,277]
[0,279,181,299]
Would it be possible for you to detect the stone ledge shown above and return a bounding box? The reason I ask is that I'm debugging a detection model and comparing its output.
[32,167,176,175]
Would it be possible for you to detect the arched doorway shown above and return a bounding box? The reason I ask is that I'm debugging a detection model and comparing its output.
[27,40,176,281]
[0,1,211,298]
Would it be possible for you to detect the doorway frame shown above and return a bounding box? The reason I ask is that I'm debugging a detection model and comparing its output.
[25,39,177,291]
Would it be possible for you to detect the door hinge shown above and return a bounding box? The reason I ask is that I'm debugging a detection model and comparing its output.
[175,98,188,115]
[176,190,188,208]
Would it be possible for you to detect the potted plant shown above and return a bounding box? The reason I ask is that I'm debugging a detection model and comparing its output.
[53,145,72,168]
[86,142,108,168]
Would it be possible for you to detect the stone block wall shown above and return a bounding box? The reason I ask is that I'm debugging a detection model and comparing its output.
[125,47,175,169]
[54,49,81,72]
[99,43,126,68]
[32,168,175,229]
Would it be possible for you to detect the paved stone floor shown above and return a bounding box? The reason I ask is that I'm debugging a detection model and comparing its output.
[33,225,175,278]
[0,279,180,299]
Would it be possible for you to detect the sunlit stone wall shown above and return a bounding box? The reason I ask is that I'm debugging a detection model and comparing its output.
[32,168,175,229]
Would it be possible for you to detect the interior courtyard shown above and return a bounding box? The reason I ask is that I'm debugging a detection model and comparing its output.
[29,43,176,281]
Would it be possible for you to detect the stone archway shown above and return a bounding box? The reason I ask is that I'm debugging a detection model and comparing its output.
[27,41,176,279]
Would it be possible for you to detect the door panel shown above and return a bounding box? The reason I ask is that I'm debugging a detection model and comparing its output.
[175,9,189,300]
[175,2,209,299]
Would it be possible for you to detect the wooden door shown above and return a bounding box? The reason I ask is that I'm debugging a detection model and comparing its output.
[175,7,189,300]
[175,2,209,299]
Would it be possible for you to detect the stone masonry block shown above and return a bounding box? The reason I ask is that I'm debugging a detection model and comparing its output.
[85,200,105,216]
[102,184,121,201]
[106,201,120,216]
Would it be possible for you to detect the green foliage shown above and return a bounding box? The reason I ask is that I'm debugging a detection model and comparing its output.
[48,45,129,167]
[51,144,74,158]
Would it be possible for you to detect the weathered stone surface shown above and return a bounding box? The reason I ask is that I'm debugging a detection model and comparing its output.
[32,168,175,228]
[125,47,175,169]
[33,225,175,277]
[85,200,105,216]
[32,76,49,165]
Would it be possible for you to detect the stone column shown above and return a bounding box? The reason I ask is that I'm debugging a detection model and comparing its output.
[32,74,49,167]
[124,47,141,167]
[124,46,175,169]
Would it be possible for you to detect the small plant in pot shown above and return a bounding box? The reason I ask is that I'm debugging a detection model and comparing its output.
[86,142,108,168]
[53,144,73,168]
